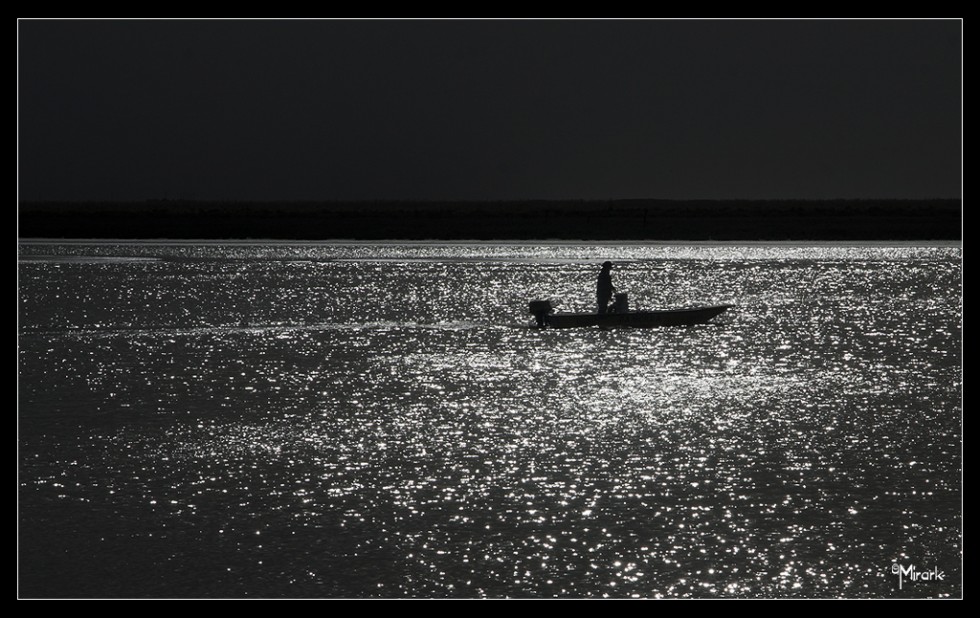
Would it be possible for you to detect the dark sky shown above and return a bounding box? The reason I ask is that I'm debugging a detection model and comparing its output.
[18,19,961,201]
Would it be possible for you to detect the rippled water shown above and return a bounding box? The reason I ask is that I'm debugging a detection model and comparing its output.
[18,242,962,598]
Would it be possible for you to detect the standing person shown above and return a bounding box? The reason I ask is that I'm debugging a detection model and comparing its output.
[596,261,615,314]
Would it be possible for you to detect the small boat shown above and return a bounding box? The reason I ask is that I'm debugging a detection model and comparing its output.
[529,298,732,329]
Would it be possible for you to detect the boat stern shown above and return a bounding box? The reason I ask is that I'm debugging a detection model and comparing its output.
[528,299,554,327]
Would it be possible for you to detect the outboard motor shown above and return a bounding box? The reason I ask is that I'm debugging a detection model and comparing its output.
[528,299,553,328]
[612,293,629,314]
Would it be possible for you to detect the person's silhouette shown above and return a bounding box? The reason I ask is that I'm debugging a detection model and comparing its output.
[596,261,615,314]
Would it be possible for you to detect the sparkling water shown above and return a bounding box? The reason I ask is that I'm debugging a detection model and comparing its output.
[18,241,962,598]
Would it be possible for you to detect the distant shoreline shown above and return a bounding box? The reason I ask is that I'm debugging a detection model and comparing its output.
[18,199,961,241]
[18,238,963,248]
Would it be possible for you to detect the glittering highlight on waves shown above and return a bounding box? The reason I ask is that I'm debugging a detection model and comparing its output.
[19,242,961,598]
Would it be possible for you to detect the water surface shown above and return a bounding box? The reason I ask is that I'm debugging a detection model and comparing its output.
[18,242,962,597]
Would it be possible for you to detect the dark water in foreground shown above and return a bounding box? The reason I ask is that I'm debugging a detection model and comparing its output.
[18,242,962,598]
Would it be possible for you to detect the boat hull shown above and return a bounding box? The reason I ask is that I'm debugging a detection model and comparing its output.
[542,305,732,329]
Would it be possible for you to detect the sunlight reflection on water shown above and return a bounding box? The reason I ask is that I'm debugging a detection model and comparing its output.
[19,243,961,598]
